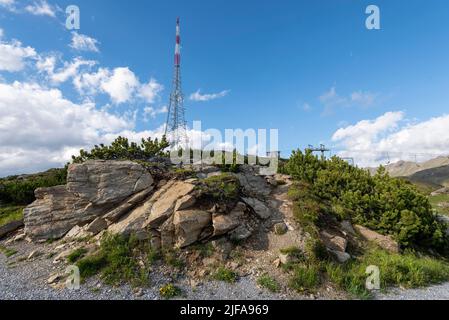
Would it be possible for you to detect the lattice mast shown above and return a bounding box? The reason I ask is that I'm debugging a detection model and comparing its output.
[165,17,188,149]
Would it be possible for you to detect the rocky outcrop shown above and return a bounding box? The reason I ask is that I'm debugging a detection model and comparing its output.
[144,181,195,228]
[22,159,277,251]
[24,161,154,240]
[67,160,153,205]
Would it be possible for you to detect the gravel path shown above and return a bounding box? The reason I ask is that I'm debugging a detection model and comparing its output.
[0,240,286,301]
[3,238,449,300]
[376,283,449,300]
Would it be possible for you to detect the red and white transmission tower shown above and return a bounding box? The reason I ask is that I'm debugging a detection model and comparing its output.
[164,17,189,149]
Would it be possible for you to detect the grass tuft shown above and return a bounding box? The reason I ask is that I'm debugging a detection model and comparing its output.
[213,266,238,283]
[257,274,280,292]
[67,248,88,263]
[288,263,321,293]
[0,245,18,258]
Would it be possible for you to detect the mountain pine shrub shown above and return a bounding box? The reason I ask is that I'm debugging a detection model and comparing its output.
[285,150,448,252]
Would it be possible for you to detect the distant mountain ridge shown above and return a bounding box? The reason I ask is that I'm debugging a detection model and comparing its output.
[368,156,449,177]
[368,156,449,191]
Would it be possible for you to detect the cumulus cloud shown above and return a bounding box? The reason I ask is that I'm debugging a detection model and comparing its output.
[0,81,143,176]
[25,0,57,17]
[74,67,163,105]
[0,39,36,72]
[139,78,163,104]
[332,111,449,167]
[101,67,140,104]
[37,55,96,84]
[189,89,229,102]
[143,105,168,121]
[70,32,100,53]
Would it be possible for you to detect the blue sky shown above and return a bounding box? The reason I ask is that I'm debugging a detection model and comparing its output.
[1,0,449,176]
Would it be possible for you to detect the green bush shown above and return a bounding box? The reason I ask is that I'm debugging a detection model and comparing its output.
[285,150,448,252]
[77,254,107,280]
[72,136,169,163]
[199,173,240,201]
[0,168,67,205]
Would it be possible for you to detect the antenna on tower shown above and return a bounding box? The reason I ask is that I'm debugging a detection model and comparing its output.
[165,17,189,150]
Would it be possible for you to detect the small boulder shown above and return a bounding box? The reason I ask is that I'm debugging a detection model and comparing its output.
[242,197,271,220]
[274,222,288,235]
[212,206,245,236]
[354,225,399,253]
[320,230,348,253]
[279,252,300,265]
[340,220,356,236]
[329,249,351,264]
[173,210,212,248]
[229,225,253,242]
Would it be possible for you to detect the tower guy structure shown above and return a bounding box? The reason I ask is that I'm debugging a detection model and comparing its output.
[165,17,189,149]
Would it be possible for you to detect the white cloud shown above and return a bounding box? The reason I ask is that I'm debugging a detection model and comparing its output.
[143,105,168,121]
[0,81,145,176]
[0,39,36,72]
[189,89,230,102]
[75,67,163,105]
[139,78,163,103]
[332,111,449,167]
[0,0,14,6]
[0,28,4,39]
[25,0,56,17]
[0,0,16,11]
[73,67,110,95]
[70,32,100,53]
[37,55,96,84]
[101,67,139,104]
